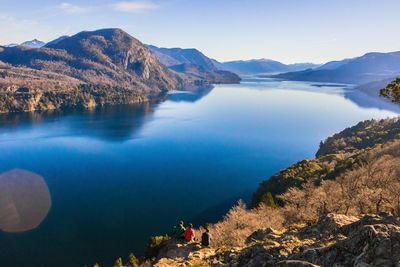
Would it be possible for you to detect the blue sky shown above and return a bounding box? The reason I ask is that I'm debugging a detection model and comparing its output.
[1,0,400,63]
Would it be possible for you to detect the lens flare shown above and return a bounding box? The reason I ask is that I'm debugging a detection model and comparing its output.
[0,169,51,233]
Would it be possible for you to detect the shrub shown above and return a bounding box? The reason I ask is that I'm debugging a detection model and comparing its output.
[145,235,171,259]
[114,257,123,267]
[280,139,400,223]
[260,192,279,209]
[128,253,139,267]
[380,77,400,103]
[207,200,284,247]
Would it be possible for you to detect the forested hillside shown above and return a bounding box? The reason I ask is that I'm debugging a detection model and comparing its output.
[252,118,400,206]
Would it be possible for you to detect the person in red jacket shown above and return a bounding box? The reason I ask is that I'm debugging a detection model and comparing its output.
[183,223,195,242]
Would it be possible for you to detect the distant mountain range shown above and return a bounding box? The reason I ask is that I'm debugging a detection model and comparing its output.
[169,63,241,85]
[3,43,19,48]
[148,45,240,84]
[272,51,400,85]
[4,39,46,48]
[21,39,46,48]
[148,45,319,77]
[4,37,399,86]
[217,59,319,75]
[1,28,400,113]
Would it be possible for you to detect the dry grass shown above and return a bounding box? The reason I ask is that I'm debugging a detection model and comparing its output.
[280,139,400,223]
[205,201,284,247]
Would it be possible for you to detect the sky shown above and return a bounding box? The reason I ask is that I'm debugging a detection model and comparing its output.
[1,0,400,64]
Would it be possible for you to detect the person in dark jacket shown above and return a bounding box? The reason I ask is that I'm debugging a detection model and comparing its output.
[201,228,212,247]
[172,220,186,239]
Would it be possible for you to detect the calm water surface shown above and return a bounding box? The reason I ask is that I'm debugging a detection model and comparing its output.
[0,79,399,266]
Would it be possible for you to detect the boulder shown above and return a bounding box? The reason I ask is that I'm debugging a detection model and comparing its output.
[246,227,279,244]
[301,213,359,237]
[276,260,321,267]
[293,213,400,266]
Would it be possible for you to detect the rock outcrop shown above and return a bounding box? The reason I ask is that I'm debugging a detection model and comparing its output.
[150,213,400,267]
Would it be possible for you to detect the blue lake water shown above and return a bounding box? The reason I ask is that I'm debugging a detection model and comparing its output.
[0,78,399,266]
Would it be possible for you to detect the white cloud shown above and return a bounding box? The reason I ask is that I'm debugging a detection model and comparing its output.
[112,1,158,13]
[0,14,41,44]
[58,3,88,14]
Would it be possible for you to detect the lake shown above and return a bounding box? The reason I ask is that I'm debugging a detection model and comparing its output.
[0,78,399,267]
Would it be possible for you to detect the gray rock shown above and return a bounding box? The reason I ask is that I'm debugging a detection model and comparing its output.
[275,260,320,267]
[246,227,278,244]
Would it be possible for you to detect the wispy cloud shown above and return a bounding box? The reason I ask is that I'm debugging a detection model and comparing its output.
[112,1,158,13]
[58,3,88,14]
[0,14,41,44]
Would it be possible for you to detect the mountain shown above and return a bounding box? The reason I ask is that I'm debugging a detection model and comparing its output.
[316,58,352,70]
[20,39,46,48]
[148,45,217,70]
[273,51,400,84]
[147,45,319,81]
[288,62,320,71]
[3,43,19,48]
[2,39,45,48]
[220,59,287,74]
[0,28,181,113]
[148,45,240,84]
[218,59,319,75]
[170,63,240,84]
[45,35,69,47]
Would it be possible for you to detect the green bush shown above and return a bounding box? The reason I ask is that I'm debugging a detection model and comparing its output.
[145,235,171,259]
[114,257,123,267]
[128,253,139,267]
[260,192,279,208]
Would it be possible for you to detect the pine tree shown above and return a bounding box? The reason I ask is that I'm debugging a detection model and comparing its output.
[128,253,139,267]
[261,192,279,208]
[114,257,123,267]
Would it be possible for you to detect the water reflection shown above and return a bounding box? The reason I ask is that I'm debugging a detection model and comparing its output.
[0,87,215,143]
[62,103,155,142]
[0,103,155,143]
[0,169,51,233]
[243,78,400,113]
[344,89,400,113]
[168,85,214,103]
